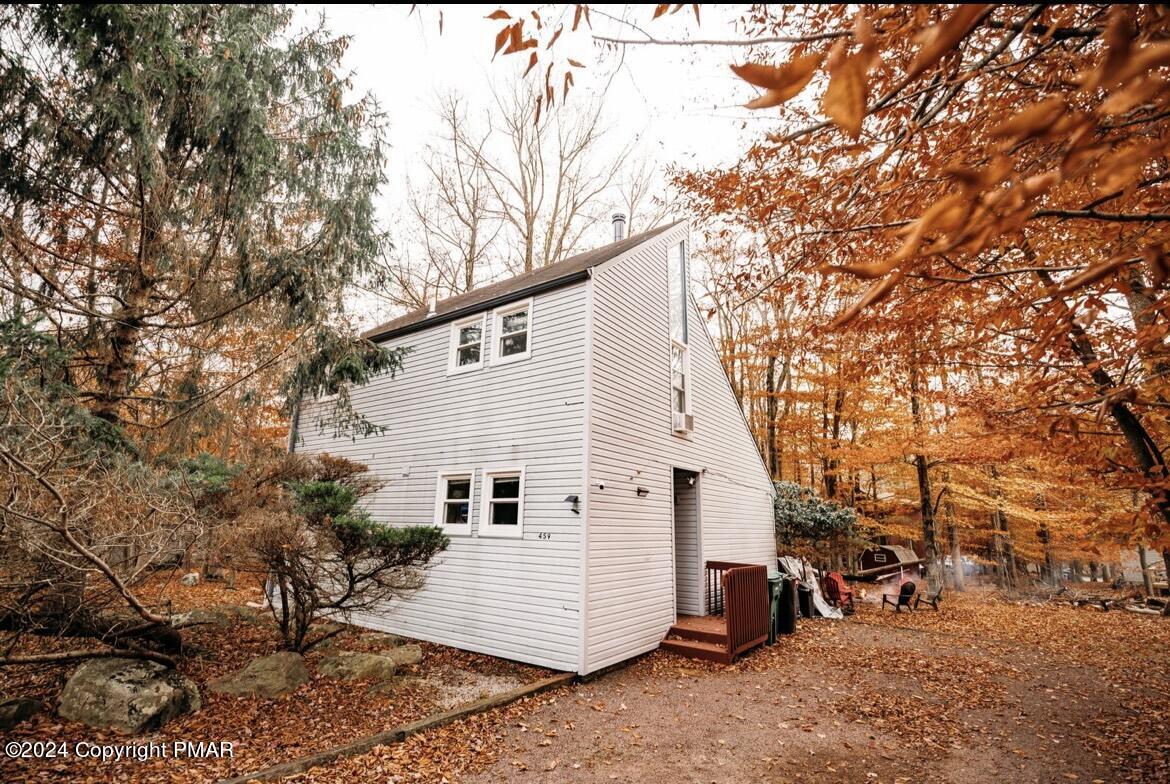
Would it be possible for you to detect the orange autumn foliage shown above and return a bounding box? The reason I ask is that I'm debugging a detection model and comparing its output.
[487,4,1170,567]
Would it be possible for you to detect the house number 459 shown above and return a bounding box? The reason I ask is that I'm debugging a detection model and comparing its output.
[537,532,552,540]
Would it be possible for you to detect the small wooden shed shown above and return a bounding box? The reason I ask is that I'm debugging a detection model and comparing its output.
[856,545,924,579]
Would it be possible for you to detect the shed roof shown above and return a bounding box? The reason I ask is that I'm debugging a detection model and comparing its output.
[880,545,922,565]
[364,221,684,343]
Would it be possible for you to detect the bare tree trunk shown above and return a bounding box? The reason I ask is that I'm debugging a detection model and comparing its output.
[910,362,942,589]
[947,502,965,591]
[766,353,778,479]
[1163,549,1170,615]
[1139,547,1156,596]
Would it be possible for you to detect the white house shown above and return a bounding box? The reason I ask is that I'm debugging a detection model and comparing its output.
[295,218,776,674]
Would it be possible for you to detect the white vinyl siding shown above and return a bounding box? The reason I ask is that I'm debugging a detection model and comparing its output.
[584,222,775,673]
[298,283,587,672]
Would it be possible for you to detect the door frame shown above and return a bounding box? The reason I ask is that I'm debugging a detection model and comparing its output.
[670,466,703,619]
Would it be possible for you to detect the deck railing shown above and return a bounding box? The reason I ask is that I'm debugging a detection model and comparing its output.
[704,560,770,660]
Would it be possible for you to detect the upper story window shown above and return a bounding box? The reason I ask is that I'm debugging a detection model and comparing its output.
[434,470,474,536]
[448,314,485,375]
[671,342,688,415]
[669,240,692,433]
[480,467,525,538]
[669,241,688,345]
[493,299,532,364]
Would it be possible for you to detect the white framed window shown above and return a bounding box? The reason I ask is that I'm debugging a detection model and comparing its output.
[492,299,532,364]
[671,340,689,416]
[448,313,486,375]
[479,467,525,538]
[434,470,475,536]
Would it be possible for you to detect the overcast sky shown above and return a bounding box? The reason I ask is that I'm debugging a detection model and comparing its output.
[293,4,762,323]
[297,4,754,194]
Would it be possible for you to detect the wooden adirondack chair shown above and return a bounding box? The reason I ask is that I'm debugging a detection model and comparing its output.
[822,572,855,613]
[915,585,943,610]
[882,580,916,612]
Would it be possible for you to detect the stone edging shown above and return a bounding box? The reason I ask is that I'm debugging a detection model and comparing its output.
[216,672,575,784]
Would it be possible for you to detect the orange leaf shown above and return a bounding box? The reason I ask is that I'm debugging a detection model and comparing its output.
[653,4,670,19]
[524,51,539,77]
[822,54,868,138]
[1144,246,1170,287]
[493,25,512,57]
[990,96,1067,142]
[732,54,822,110]
[1116,41,1170,85]
[828,271,905,330]
[1021,169,1062,199]
[486,9,511,21]
[906,4,990,81]
[1086,6,1135,88]
[731,54,821,91]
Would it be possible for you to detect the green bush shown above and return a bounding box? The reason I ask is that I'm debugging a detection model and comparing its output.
[289,479,359,525]
[774,481,858,546]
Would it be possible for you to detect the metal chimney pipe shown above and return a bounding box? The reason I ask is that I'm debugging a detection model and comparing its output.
[612,212,627,242]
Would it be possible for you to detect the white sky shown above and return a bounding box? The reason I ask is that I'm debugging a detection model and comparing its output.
[294,4,763,323]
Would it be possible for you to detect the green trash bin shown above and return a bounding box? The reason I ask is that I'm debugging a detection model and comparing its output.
[767,570,782,644]
[778,576,798,634]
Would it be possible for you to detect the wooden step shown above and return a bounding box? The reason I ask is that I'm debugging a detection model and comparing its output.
[667,623,727,645]
[659,638,732,664]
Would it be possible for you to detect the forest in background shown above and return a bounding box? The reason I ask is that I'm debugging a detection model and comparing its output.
[4,3,1170,671]
[480,3,1170,588]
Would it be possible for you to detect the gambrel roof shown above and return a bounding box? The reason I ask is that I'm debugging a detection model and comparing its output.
[364,221,683,343]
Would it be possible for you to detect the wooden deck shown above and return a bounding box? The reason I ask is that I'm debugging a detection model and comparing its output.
[660,561,771,665]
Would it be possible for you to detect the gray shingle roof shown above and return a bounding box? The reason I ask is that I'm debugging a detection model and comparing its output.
[363,221,683,343]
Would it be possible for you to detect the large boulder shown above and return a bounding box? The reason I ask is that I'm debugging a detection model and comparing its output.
[0,697,42,730]
[57,658,201,733]
[208,652,310,698]
[171,604,264,629]
[384,644,423,667]
[319,651,399,682]
[363,632,408,649]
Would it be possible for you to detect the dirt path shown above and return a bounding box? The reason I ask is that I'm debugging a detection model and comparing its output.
[303,595,1168,783]
[455,608,1160,784]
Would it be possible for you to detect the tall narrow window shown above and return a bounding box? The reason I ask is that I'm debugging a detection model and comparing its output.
[480,468,525,537]
[435,470,474,536]
[669,241,688,345]
[493,299,532,364]
[448,314,485,374]
[669,240,692,432]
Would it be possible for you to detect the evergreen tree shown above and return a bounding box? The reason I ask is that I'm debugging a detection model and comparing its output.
[0,4,400,449]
